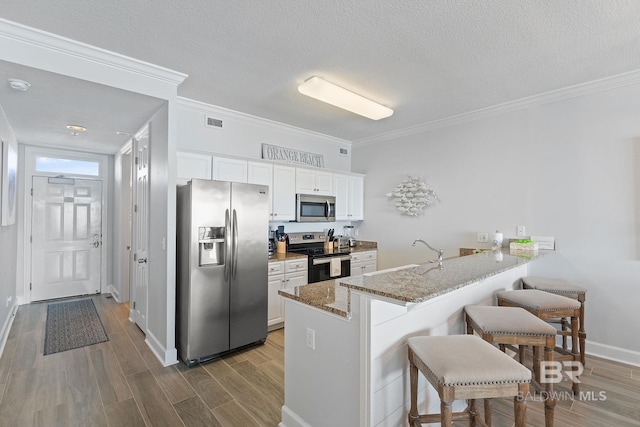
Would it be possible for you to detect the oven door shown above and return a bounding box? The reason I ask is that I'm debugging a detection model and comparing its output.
[308,255,351,283]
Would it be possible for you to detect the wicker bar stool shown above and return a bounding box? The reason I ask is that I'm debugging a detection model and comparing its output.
[408,334,531,427]
[465,305,557,427]
[497,290,582,395]
[521,277,587,366]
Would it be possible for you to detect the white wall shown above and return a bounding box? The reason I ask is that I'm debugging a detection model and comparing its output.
[177,98,352,171]
[112,147,131,302]
[0,104,18,346]
[145,103,175,363]
[352,82,640,364]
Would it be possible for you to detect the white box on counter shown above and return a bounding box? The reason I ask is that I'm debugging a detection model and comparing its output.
[509,242,539,251]
[530,236,555,250]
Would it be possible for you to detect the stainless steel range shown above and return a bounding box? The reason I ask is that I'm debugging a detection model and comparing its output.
[287,232,351,283]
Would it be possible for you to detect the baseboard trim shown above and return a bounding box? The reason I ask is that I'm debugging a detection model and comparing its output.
[586,340,640,367]
[145,329,179,367]
[280,405,312,427]
[0,302,19,359]
[107,284,120,302]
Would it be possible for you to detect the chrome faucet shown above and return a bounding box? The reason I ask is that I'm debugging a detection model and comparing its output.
[412,239,444,267]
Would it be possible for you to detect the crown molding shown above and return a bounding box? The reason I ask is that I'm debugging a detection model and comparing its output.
[353,68,640,147]
[177,96,351,147]
[0,18,187,86]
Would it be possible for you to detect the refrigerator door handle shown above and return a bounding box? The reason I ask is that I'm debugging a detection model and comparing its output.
[224,209,231,282]
[232,209,239,280]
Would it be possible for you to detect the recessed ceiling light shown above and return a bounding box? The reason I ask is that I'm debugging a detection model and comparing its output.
[8,78,31,91]
[66,124,87,132]
[298,76,393,120]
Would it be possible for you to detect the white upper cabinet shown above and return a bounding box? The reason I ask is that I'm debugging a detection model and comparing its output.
[295,168,333,196]
[334,173,364,221]
[212,156,248,183]
[176,151,212,185]
[272,165,296,221]
[178,153,363,222]
[248,161,273,217]
[247,161,273,186]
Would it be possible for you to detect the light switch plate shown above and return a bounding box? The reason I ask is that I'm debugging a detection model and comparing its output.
[517,226,526,237]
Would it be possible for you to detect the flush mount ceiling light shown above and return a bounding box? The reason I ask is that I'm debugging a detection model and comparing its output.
[66,124,86,132]
[7,78,31,91]
[298,76,393,120]
[67,125,86,136]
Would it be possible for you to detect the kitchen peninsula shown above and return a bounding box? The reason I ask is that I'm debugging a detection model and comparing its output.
[278,249,553,427]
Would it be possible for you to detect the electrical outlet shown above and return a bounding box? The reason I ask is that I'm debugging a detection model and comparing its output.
[306,328,315,350]
[477,232,489,243]
[517,226,526,237]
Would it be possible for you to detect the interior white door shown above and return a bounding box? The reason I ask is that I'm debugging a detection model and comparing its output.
[31,176,102,301]
[131,126,149,332]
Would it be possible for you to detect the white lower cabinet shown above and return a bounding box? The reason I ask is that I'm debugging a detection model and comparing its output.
[349,250,377,277]
[268,258,308,329]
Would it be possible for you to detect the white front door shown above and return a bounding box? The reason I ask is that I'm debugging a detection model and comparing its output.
[31,176,102,301]
[131,126,149,332]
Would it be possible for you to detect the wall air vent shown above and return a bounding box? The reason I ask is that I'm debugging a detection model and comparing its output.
[205,116,223,129]
[339,148,349,156]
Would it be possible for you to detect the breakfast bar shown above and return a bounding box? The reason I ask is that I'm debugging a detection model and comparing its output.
[278,249,553,427]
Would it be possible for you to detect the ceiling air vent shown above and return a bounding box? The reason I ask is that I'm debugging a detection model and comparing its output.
[339,148,349,156]
[205,116,223,129]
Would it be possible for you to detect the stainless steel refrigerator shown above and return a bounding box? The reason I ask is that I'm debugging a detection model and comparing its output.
[176,179,269,365]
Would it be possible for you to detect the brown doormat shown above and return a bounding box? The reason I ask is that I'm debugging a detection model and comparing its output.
[44,299,108,355]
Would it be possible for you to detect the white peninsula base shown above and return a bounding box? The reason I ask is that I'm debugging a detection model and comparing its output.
[280,263,529,427]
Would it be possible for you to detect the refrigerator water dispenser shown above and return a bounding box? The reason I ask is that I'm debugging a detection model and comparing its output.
[198,226,225,266]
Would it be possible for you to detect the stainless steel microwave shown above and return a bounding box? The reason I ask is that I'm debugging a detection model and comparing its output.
[296,194,336,222]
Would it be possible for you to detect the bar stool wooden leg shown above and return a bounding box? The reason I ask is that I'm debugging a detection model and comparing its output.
[408,354,419,426]
[515,384,528,427]
[484,399,492,426]
[468,399,477,427]
[441,400,452,426]
[578,296,586,366]
[543,339,557,427]
[561,317,568,350]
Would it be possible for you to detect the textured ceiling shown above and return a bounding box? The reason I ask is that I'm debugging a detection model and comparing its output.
[1,0,640,149]
[0,61,165,153]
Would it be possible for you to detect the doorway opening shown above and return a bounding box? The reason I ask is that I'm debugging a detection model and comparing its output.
[23,147,109,303]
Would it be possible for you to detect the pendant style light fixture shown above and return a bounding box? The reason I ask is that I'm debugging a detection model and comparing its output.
[298,76,393,120]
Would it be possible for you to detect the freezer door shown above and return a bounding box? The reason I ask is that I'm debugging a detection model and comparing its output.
[229,182,269,349]
[177,179,231,362]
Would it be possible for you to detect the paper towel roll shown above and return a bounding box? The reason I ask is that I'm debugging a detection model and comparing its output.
[491,232,503,248]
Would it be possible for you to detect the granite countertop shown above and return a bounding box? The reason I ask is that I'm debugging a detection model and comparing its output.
[278,248,553,318]
[340,249,554,304]
[278,279,350,317]
[268,252,308,262]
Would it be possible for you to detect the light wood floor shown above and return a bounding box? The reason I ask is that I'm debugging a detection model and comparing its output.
[0,295,284,426]
[0,295,638,426]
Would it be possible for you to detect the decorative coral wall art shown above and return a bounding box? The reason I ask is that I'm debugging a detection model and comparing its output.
[385,175,438,216]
